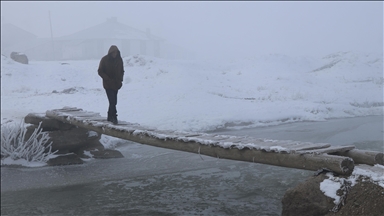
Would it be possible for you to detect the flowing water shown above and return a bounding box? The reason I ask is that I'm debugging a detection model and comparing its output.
[1,116,383,216]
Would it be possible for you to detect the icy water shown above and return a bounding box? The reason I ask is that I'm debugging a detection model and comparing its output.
[1,116,383,216]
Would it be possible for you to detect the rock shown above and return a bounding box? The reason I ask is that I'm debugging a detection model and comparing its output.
[73,139,105,158]
[10,52,29,64]
[47,127,100,152]
[25,113,74,131]
[25,124,40,142]
[325,177,384,216]
[47,153,83,166]
[22,113,124,165]
[90,149,124,159]
[282,173,384,216]
[282,173,335,216]
[24,113,101,152]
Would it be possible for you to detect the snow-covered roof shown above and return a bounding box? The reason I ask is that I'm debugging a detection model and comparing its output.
[56,17,163,41]
[1,23,43,55]
[1,23,37,45]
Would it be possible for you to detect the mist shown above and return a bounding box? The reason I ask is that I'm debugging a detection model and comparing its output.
[1,1,383,60]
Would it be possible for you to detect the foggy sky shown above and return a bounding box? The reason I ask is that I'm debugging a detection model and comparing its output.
[1,1,383,60]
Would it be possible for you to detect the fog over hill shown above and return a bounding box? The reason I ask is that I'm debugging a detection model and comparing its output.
[1,2,382,60]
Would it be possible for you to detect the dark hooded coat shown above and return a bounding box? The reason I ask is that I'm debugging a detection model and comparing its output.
[98,45,124,90]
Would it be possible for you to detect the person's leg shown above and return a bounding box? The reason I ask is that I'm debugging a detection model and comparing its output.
[114,90,118,118]
[105,89,117,122]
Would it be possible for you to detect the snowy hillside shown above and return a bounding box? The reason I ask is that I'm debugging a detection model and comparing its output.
[1,51,383,132]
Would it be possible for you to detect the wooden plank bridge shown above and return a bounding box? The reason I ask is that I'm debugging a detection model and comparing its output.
[46,107,384,175]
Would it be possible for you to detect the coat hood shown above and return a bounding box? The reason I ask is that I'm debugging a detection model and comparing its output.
[107,45,121,58]
[108,45,119,54]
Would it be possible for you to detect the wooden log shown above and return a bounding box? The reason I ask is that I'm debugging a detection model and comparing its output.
[297,145,355,155]
[333,149,384,165]
[276,140,330,150]
[285,143,332,152]
[184,134,203,137]
[60,107,83,112]
[235,138,331,153]
[219,137,248,143]
[46,110,355,175]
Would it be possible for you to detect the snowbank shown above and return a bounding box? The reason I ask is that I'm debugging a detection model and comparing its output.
[1,51,383,132]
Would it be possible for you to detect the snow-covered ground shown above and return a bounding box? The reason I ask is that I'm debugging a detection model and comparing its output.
[1,50,383,165]
[1,51,384,213]
[1,51,383,132]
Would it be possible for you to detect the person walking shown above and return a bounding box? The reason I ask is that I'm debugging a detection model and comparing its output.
[98,45,124,124]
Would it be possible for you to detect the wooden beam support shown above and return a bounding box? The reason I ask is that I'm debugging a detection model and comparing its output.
[333,149,384,165]
[46,109,355,175]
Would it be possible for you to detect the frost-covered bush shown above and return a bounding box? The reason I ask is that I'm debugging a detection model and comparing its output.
[1,121,57,163]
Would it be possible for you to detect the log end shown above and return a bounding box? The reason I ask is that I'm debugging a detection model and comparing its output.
[374,152,384,165]
[340,157,355,176]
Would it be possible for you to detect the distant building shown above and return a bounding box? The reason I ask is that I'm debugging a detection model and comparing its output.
[2,17,195,61]
[1,22,42,58]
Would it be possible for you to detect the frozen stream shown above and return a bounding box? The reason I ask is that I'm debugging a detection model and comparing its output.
[1,116,383,216]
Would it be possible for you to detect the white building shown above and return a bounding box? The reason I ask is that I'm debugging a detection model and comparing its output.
[7,17,195,61]
[1,22,42,58]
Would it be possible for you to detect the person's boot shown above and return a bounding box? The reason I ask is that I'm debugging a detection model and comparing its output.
[112,114,118,125]
[107,112,114,123]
